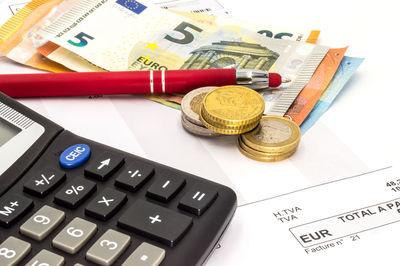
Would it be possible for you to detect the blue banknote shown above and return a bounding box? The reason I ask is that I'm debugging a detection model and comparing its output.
[300,56,364,133]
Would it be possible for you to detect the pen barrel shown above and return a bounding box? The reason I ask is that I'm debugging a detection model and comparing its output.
[0,69,236,97]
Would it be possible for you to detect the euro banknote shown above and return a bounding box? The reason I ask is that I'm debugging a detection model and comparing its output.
[300,56,364,133]
[170,10,320,43]
[284,47,348,125]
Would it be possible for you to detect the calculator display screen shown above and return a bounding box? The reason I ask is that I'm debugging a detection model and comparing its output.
[0,118,21,147]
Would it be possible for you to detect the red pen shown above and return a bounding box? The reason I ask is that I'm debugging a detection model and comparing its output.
[0,69,284,98]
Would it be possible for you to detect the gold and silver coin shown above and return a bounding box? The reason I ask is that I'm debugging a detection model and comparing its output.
[181,114,221,137]
[200,85,265,135]
[238,115,301,162]
[181,86,217,126]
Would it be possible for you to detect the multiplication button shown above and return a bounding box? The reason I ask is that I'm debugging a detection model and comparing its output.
[85,188,127,221]
[23,168,66,198]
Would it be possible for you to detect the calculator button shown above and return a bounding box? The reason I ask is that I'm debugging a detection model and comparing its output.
[54,177,96,209]
[146,174,186,202]
[0,236,31,266]
[25,249,64,266]
[52,217,97,254]
[59,144,91,169]
[178,184,218,216]
[122,242,165,266]
[23,168,66,198]
[20,205,65,241]
[118,199,193,247]
[85,188,127,221]
[115,161,155,192]
[84,152,124,181]
[0,194,33,228]
[86,229,131,266]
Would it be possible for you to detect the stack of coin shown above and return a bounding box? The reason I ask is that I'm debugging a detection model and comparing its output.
[199,86,265,135]
[238,115,301,162]
[181,86,222,137]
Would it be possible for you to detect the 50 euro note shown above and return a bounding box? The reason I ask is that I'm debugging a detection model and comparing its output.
[300,56,364,133]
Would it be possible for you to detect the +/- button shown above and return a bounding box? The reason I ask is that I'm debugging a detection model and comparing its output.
[59,144,91,169]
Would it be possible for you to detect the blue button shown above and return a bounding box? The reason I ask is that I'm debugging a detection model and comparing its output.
[59,144,91,169]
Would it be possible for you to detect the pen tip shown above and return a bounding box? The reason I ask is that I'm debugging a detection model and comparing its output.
[281,77,291,83]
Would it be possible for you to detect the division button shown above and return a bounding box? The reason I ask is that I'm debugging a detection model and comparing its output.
[25,249,64,266]
[0,194,33,228]
[84,152,124,181]
[118,199,192,247]
[20,205,65,241]
[122,242,165,266]
[54,177,96,209]
[146,174,186,202]
[59,144,91,169]
[115,161,155,192]
[23,168,66,198]
[85,188,127,221]
[86,229,131,266]
[52,217,97,254]
[178,184,218,216]
[0,237,31,266]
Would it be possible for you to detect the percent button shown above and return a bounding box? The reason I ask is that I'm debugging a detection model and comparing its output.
[54,177,96,209]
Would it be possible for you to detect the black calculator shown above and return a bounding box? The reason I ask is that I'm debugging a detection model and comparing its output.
[0,92,237,266]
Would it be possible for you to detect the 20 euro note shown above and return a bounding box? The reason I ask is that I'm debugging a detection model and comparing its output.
[300,56,364,133]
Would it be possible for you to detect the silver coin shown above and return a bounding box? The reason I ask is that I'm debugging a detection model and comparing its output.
[181,114,221,137]
[181,86,217,127]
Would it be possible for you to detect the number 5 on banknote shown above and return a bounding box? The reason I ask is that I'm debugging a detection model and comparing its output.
[68,32,94,47]
[164,22,203,45]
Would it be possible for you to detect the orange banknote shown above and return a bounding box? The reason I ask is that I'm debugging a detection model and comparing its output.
[284,47,348,125]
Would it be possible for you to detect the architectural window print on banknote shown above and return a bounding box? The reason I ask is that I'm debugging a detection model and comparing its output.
[178,41,279,70]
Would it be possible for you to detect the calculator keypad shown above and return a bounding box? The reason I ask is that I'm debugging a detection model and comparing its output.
[0,131,236,265]
[118,199,193,247]
[52,217,97,254]
[20,205,65,241]
[86,229,131,265]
